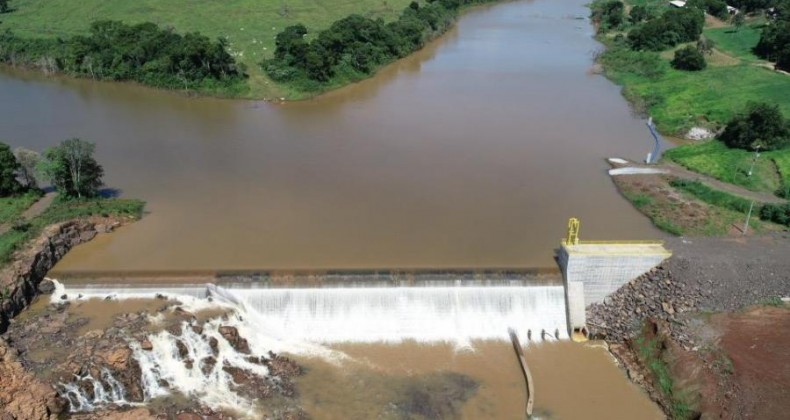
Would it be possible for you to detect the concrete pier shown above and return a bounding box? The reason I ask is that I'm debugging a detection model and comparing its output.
[558,241,671,317]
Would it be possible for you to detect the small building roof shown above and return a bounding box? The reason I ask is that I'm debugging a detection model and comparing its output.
[669,0,687,7]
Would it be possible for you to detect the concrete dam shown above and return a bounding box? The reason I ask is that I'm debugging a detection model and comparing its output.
[53,219,671,342]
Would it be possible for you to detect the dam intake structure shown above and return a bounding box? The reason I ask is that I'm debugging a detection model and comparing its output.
[557,218,672,334]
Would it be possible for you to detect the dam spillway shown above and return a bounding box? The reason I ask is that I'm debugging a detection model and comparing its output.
[54,274,570,343]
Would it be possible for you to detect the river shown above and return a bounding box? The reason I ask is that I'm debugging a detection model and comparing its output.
[0,0,661,273]
[2,0,668,416]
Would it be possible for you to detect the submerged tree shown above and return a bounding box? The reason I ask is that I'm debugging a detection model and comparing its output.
[40,138,104,198]
[0,142,22,196]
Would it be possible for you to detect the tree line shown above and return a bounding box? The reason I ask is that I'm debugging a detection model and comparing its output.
[0,20,246,93]
[593,0,789,72]
[754,0,790,71]
[0,138,104,199]
[263,0,496,91]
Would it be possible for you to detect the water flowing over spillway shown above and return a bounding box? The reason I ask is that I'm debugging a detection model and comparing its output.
[50,279,568,415]
[56,279,569,343]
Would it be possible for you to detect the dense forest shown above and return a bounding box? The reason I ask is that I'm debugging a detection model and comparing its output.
[0,21,246,94]
[263,0,496,91]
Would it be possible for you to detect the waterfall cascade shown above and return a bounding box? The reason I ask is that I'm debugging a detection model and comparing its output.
[57,279,569,342]
[50,278,569,415]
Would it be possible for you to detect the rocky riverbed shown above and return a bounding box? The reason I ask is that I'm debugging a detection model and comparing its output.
[0,289,306,420]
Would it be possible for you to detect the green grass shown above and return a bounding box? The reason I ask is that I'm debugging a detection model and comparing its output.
[669,179,755,212]
[635,331,696,419]
[616,62,790,134]
[759,296,787,307]
[598,12,790,135]
[1,0,416,99]
[629,193,654,209]
[0,190,41,224]
[770,153,790,197]
[663,140,784,194]
[704,24,763,62]
[0,197,145,265]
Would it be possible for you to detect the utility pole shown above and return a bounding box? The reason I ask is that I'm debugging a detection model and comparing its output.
[747,145,761,177]
[743,200,755,235]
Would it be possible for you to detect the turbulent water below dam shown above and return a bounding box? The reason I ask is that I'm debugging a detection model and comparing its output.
[46,280,664,418]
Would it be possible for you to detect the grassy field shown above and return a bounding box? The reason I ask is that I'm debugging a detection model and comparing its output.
[0,197,145,265]
[600,17,790,135]
[0,191,40,224]
[663,140,785,194]
[0,0,416,99]
[599,11,790,200]
[704,25,763,62]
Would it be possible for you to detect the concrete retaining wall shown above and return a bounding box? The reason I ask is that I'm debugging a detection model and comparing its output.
[558,243,670,307]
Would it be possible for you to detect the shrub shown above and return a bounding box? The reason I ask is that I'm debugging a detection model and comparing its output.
[720,102,790,151]
[672,45,707,71]
[759,203,790,225]
[592,1,625,31]
[670,179,753,212]
[628,7,705,51]
[0,142,22,197]
[629,5,651,23]
[599,45,668,79]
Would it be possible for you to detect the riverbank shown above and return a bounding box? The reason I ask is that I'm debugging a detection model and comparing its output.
[0,203,141,332]
[592,0,790,236]
[587,234,790,418]
[1,289,306,419]
[592,2,790,136]
[0,202,307,418]
[0,0,499,100]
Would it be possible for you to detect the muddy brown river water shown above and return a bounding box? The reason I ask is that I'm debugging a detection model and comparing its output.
[3,1,668,416]
[0,0,662,273]
[298,341,664,419]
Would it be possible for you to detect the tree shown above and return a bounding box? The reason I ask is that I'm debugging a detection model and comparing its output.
[733,12,746,31]
[40,138,104,198]
[754,20,790,66]
[628,7,704,50]
[0,142,22,196]
[0,0,9,14]
[593,1,625,30]
[697,36,716,55]
[778,46,790,71]
[672,45,707,70]
[629,5,651,23]
[720,102,790,150]
[14,147,40,189]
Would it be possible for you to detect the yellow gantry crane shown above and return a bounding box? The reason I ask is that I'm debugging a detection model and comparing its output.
[565,217,580,246]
